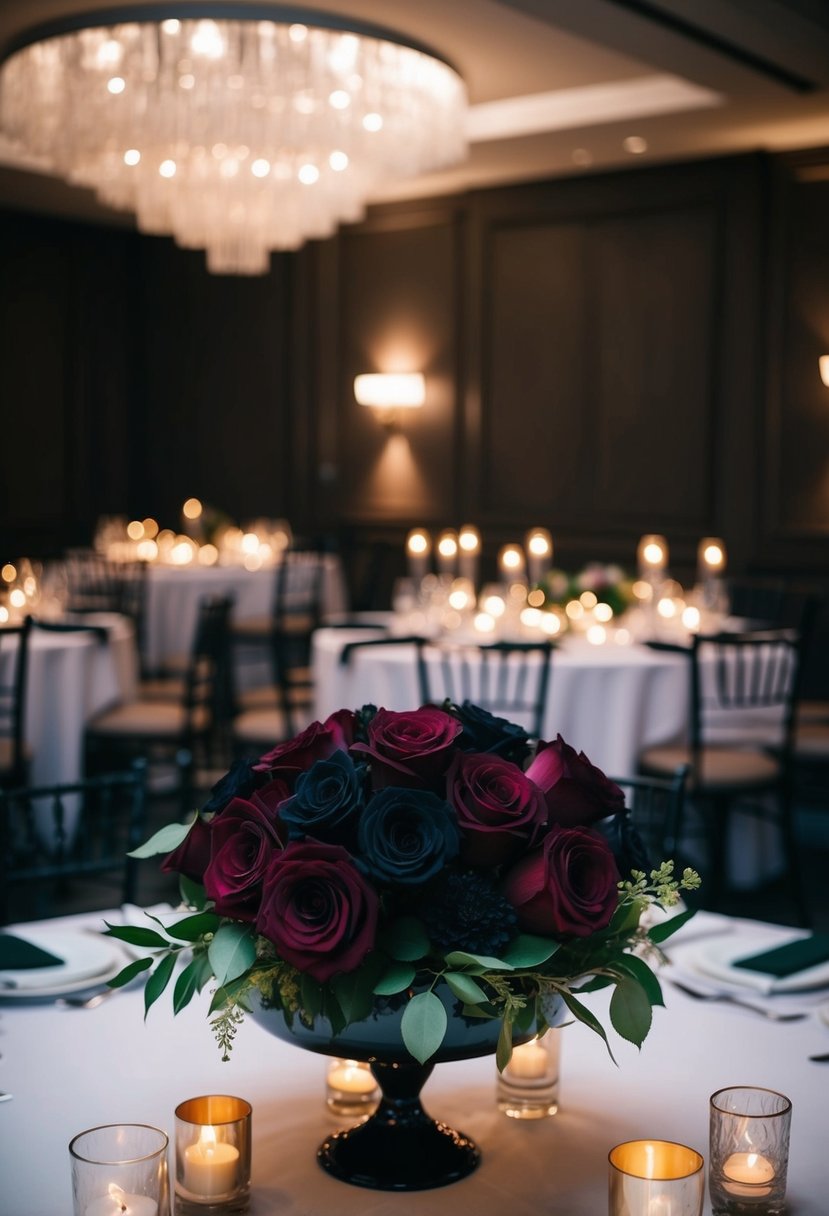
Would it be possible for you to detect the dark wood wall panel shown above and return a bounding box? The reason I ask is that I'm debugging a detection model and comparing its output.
[334,215,461,524]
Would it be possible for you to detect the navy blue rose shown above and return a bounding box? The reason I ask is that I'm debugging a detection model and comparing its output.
[202,757,259,814]
[357,787,461,885]
[454,702,531,764]
[279,750,365,844]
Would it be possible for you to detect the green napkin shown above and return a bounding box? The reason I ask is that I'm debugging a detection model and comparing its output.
[0,934,64,971]
[733,933,829,978]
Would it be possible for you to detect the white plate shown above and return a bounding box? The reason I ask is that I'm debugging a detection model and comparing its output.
[687,935,829,995]
[0,929,124,997]
[819,1002,829,1029]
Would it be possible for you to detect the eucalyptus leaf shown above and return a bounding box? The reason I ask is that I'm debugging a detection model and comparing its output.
[647,907,696,944]
[609,976,653,1047]
[501,934,560,969]
[179,874,207,910]
[444,950,514,974]
[127,818,196,859]
[164,911,221,943]
[373,961,417,996]
[208,974,252,1014]
[560,989,617,1064]
[102,922,169,949]
[401,991,447,1064]
[378,917,431,962]
[614,954,665,1006]
[173,956,203,1014]
[107,957,152,989]
[495,1016,513,1073]
[461,1003,497,1019]
[444,971,488,1005]
[207,923,256,987]
[300,973,323,1021]
[144,952,176,1018]
[333,955,384,1025]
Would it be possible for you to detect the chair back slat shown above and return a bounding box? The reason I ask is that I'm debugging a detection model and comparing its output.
[0,617,32,788]
[610,767,689,863]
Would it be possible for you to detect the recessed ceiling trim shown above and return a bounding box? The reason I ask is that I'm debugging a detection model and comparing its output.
[467,74,723,143]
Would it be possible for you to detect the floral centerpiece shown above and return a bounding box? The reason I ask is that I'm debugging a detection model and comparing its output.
[109,702,698,1072]
[541,562,636,619]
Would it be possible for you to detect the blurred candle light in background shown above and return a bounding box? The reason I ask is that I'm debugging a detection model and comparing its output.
[525,528,553,584]
[498,544,526,584]
[436,530,458,576]
[405,529,431,580]
[637,534,668,578]
[458,525,481,585]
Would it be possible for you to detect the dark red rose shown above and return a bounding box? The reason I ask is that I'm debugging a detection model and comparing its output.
[527,735,625,827]
[446,751,546,866]
[249,776,291,823]
[253,714,351,781]
[502,825,619,937]
[161,816,212,883]
[203,797,283,921]
[351,706,463,790]
[256,841,379,983]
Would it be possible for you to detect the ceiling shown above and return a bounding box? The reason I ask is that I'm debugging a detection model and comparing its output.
[1,0,828,227]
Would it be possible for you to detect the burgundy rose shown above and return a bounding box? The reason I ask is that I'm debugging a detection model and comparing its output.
[161,815,212,883]
[351,706,463,790]
[502,825,619,937]
[526,735,625,827]
[249,776,291,824]
[203,797,283,921]
[253,714,352,781]
[257,841,379,983]
[446,751,546,866]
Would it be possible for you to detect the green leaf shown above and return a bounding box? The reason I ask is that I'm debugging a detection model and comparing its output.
[576,973,614,994]
[501,934,560,969]
[378,917,431,962]
[107,957,152,989]
[444,971,488,1005]
[560,989,617,1064]
[609,976,653,1048]
[209,974,251,1014]
[461,1003,497,1019]
[614,955,665,1007]
[511,999,536,1035]
[607,896,647,936]
[300,974,323,1021]
[495,1016,513,1073]
[322,988,347,1038]
[332,954,384,1025]
[444,950,514,974]
[164,911,221,943]
[103,922,169,949]
[373,961,417,996]
[179,875,207,910]
[173,956,203,1014]
[647,907,696,944]
[144,952,176,1018]
[127,818,196,859]
[401,991,447,1063]
[207,923,256,987]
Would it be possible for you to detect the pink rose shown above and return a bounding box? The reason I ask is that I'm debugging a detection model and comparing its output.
[256,841,379,983]
[526,735,624,827]
[203,797,283,920]
[446,751,546,866]
[503,825,619,937]
[352,706,463,790]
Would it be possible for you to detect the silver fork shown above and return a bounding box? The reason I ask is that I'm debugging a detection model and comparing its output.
[664,978,807,1021]
[56,987,118,1010]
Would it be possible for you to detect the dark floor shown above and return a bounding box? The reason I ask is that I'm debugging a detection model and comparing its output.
[28,764,829,934]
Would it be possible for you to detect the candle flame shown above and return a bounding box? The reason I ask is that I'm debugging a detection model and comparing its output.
[198,1124,219,1158]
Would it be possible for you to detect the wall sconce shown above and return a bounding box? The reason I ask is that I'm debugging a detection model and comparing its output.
[354,372,425,431]
[820,356,829,387]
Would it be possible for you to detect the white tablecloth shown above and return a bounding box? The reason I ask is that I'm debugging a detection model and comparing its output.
[144,560,348,670]
[312,625,689,780]
[0,909,826,1215]
[1,614,137,789]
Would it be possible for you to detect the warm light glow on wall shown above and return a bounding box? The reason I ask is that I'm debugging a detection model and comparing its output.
[354,373,425,409]
[820,355,829,387]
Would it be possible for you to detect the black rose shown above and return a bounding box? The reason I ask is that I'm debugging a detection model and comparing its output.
[278,750,365,844]
[357,787,460,886]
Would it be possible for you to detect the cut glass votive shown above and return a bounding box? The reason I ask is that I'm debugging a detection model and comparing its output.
[608,1139,705,1216]
[69,1123,169,1216]
[325,1058,380,1119]
[709,1086,792,1215]
[174,1096,251,1215]
[496,1029,560,1119]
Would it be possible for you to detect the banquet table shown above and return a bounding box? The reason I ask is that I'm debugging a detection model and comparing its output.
[312,622,690,780]
[1,908,827,1215]
[143,559,348,671]
[1,613,137,789]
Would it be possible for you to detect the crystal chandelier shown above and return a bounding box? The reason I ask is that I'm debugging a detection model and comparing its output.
[0,6,467,274]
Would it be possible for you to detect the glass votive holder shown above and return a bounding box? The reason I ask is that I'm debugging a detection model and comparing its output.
[609,1139,704,1216]
[69,1123,169,1216]
[496,1029,560,1119]
[174,1096,251,1215]
[709,1086,792,1215]
[326,1058,380,1120]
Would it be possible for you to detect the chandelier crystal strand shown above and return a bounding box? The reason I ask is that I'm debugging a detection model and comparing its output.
[0,13,467,274]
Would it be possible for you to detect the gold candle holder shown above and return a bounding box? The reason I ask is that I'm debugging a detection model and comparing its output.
[174,1096,251,1215]
[609,1139,704,1216]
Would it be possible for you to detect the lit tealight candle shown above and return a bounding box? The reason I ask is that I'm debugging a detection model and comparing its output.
[183,1125,239,1198]
[458,525,480,585]
[637,534,668,578]
[698,536,727,578]
[498,543,526,583]
[327,1060,377,1096]
[507,1039,549,1080]
[436,529,458,576]
[406,529,431,580]
[721,1151,775,1198]
[85,1184,157,1216]
[525,528,553,585]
